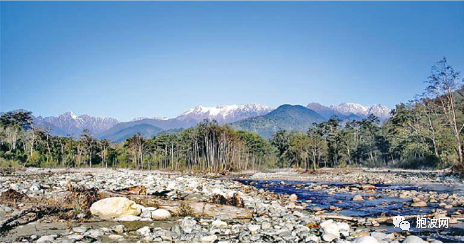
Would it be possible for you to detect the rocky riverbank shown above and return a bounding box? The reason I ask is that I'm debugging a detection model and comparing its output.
[0,168,462,243]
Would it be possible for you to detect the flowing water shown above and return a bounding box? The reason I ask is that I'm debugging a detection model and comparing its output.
[237,179,464,242]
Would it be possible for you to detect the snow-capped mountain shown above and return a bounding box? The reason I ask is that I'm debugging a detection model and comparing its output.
[175,103,273,124]
[330,103,370,117]
[130,117,169,122]
[367,104,392,120]
[38,111,119,136]
[307,102,392,122]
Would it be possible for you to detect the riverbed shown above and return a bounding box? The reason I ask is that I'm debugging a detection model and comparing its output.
[1,168,463,243]
[236,168,464,242]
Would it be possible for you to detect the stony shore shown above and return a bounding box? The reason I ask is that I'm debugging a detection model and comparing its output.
[0,168,463,243]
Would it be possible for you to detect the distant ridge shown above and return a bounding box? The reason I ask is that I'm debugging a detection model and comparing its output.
[97,103,273,142]
[2,101,392,141]
[307,102,391,121]
[102,124,164,142]
[230,104,325,138]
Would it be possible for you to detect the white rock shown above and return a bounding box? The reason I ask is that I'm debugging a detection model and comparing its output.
[322,233,338,242]
[108,234,123,240]
[371,232,389,241]
[411,201,427,207]
[30,184,40,192]
[353,195,364,201]
[322,222,341,238]
[200,235,218,243]
[36,236,55,243]
[289,194,298,201]
[136,226,151,236]
[354,236,379,243]
[90,197,141,220]
[86,229,104,238]
[320,220,334,229]
[151,209,171,221]
[212,220,228,228]
[261,222,272,229]
[140,208,152,218]
[248,224,261,234]
[116,215,142,221]
[337,222,350,237]
[112,225,125,234]
[403,236,426,243]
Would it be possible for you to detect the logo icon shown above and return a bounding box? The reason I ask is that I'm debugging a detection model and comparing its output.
[393,216,405,228]
[399,220,411,231]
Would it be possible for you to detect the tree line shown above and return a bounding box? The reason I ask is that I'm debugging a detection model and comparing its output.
[1,58,463,174]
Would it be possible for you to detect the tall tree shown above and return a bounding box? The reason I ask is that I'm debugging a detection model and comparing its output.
[425,57,464,168]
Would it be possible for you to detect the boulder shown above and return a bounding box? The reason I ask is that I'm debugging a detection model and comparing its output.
[353,195,364,201]
[411,201,427,207]
[200,235,218,243]
[85,229,104,238]
[151,209,171,221]
[261,222,272,229]
[211,219,228,229]
[116,215,142,221]
[136,226,151,236]
[289,194,298,201]
[108,234,123,240]
[319,220,351,241]
[322,233,338,242]
[248,225,261,234]
[90,197,141,220]
[112,225,125,234]
[354,236,379,243]
[403,236,426,243]
[36,236,55,243]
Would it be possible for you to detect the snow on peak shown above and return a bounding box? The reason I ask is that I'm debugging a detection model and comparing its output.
[322,102,391,121]
[131,116,170,122]
[367,104,392,119]
[330,103,369,116]
[42,111,119,135]
[177,103,273,124]
[63,111,79,120]
[131,117,150,122]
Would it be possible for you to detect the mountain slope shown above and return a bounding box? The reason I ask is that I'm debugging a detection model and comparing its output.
[103,124,164,143]
[96,118,197,140]
[231,104,325,138]
[306,103,336,119]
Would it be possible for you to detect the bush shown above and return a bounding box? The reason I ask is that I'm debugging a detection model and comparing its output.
[27,151,44,167]
[0,157,22,169]
[394,156,439,169]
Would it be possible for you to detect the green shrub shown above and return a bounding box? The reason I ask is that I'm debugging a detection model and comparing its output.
[0,157,22,169]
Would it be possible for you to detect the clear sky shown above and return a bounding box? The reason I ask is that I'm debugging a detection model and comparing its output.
[1,2,463,121]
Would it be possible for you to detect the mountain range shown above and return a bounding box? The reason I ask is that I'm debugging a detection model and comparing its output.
[3,102,392,141]
[37,112,119,136]
[307,102,391,121]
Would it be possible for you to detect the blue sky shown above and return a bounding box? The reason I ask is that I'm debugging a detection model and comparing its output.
[1,2,463,121]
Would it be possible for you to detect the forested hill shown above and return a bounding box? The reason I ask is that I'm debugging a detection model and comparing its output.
[100,124,164,143]
[230,104,325,138]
